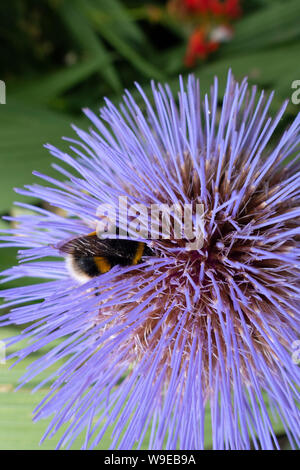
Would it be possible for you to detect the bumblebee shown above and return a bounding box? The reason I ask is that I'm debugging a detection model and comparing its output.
[59,231,154,282]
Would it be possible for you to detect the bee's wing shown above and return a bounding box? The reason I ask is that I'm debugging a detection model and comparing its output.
[57,234,118,257]
[57,233,142,260]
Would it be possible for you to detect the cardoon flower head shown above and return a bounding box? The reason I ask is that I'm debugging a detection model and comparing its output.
[1,71,300,450]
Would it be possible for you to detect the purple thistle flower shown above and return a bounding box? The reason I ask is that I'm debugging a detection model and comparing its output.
[1,71,300,450]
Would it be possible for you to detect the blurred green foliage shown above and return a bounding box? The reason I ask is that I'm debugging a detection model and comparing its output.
[0,0,299,214]
[0,0,298,449]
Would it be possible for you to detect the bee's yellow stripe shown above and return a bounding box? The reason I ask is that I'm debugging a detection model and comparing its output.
[132,242,145,265]
[94,256,111,273]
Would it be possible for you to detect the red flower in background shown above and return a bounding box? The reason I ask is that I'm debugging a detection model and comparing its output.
[185,28,219,67]
[168,0,242,66]
[223,0,241,18]
[184,0,241,18]
[184,0,210,13]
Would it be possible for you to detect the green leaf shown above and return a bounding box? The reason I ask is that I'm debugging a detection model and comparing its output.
[0,100,86,213]
[158,45,186,75]
[10,57,112,105]
[83,0,166,81]
[0,246,18,278]
[223,0,300,54]
[58,0,122,92]
[91,0,147,45]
